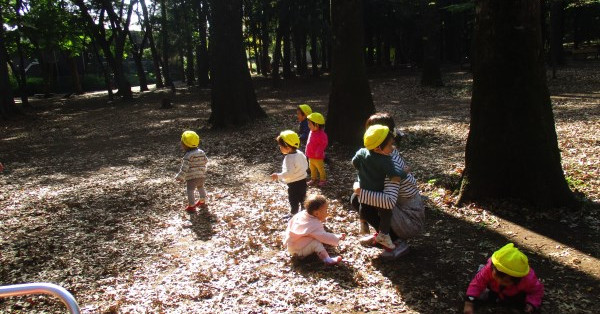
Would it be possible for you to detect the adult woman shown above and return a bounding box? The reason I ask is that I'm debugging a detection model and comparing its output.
[351,112,425,259]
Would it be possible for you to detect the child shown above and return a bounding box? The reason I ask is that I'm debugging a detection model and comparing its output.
[464,243,544,314]
[175,130,209,213]
[284,195,345,265]
[305,112,328,187]
[352,124,408,249]
[271,130,309,215]
[296,104,312,145]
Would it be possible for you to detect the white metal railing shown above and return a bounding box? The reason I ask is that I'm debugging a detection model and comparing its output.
[0,283,80,314]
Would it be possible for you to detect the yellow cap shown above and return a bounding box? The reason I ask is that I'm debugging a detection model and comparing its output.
[181,130,200,148]
[364,124,390,150]
[307,112,325,125]
[491,243,530,277]
[279,130,300,148]
[298,104,312,116]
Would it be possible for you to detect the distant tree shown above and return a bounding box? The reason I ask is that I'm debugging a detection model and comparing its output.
[0,1,19,118]
[420,0,443,86]
[208,0,266,127]
[140,0,164,88]
[327,0,374,146]
[458,0,577,208]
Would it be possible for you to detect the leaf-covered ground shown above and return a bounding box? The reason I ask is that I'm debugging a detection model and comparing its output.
[1,62,599,313]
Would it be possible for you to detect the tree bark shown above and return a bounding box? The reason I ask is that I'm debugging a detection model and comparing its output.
[195,0,210,86]
[0,3,19,118]
[208,0,266,127]
[160,0,174,88]
[420,1,443,87]
[327,0,375,146]
[457,0,576,208]
[140,0,164,88]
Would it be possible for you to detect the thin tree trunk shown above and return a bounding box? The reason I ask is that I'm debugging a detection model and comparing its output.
[1,3,19,118]
[550,0,565,78]
[457,0,576,208]
[140,0,164,88]
[327,0,374,146]
[68,56,84,94]
[195,0,209,86]
[421,1,443,87]
[91,39,114,100]
[260,0,271,76]
[208,0,266,127]
[160,0,174,88]
[14,0,30,107]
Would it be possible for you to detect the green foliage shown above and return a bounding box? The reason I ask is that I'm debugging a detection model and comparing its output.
[566,175,586,190]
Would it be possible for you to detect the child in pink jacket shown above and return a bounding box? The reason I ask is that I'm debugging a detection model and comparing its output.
[464,243,544,314]
[305,112,328,187]
[284,195,345,265]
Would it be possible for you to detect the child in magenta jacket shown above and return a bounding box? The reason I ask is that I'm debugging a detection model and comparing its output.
[305,112,328,187]
[464,243,544,313]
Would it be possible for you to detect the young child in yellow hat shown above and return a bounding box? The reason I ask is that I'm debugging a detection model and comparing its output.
[352,124,408,249]
[175,130,209,213]
[305,112,328,187]
[271,130,309,216]
[296,104,312,146]
[464,243,544,314]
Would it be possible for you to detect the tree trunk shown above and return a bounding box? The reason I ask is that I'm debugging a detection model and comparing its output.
[90,39,114,100]
[140,0,164,88]
[550,0,565,78]
[0,3,19,118]
[260,0,271,76]
[421,1,443,87]
[457,0,577,208]
[327,0,374,146]
[68,56,84,94]
[160,0,174,88]
[14,0,30,107]
[195,0,210,86]
[208,0,266,127]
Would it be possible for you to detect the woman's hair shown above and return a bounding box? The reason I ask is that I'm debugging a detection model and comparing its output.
[366,112,400,145]
[491,263,522,285]
[308,119,324,130]
[377,132,395,150]
[276,135,296,151]
[365,112,395,130]
[304,195,327,215]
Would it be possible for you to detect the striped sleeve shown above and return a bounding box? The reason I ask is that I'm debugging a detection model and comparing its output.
[358,179,400,210]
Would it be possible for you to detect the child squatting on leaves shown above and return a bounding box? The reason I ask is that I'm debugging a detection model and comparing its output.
[175,130,209,213]
[464,243,544,314]
[305,112,328,187]
[352,124,408,250]
[296,104,312,146]
[271,130,309,215]
[284,195,345,265]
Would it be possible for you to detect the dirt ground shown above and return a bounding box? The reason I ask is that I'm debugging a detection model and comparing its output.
[1,62,599,313]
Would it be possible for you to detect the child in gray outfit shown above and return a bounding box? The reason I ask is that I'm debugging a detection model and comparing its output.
[176,131,208,213]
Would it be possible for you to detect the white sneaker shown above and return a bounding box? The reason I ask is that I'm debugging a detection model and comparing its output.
[375,233,395,249]
[381,241,410,260]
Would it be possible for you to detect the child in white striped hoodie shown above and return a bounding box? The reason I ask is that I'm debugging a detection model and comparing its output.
[176,131,209,213]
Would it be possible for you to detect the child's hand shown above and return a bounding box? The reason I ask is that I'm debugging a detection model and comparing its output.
[352,182,361,195]
[524,304,534,313]
[176,177,184,183]
[339,233,346,240]
[463,301,474,314]
[390,176,402,182]
[270,173,278,181]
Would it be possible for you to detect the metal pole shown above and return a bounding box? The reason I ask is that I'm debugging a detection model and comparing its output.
[0,283,80,314]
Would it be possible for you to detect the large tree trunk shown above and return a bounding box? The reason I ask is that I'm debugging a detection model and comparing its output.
[420,1,443,87]
[140,0,164,88]
[208,0,266,127]
[457,0,576,208]
[327,0,374,146]
[0,4,19,118]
